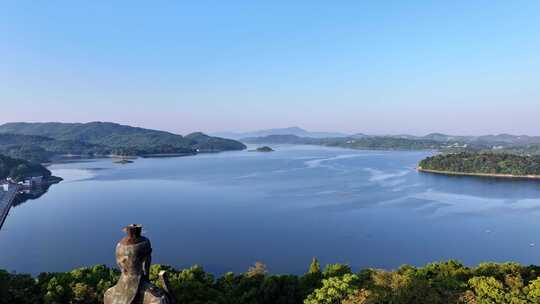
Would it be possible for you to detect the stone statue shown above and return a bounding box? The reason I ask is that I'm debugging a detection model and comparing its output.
[104,224,174,304]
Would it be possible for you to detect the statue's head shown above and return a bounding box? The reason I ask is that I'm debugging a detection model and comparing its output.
[116,224,152,278]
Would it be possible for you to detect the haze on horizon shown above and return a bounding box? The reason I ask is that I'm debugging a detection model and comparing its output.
[1,1,539,136]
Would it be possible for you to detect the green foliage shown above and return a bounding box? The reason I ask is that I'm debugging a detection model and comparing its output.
[36,265,119,304]
[5,261,540,303]
[0,269,40,304]
[419,152,540,176]
[363,269,446,304]
[304,273,359,304]
[299,259,323,300]
[323,263,352,278]
[526,277,540,303]
[309,258,321,274]
[154,265,221,304]
[468,276,522,303]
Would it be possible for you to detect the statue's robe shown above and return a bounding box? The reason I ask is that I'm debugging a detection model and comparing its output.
[104,225,171,304]
[104,279,170,304]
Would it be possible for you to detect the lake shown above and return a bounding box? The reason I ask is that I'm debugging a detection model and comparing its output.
[1,145,540,275]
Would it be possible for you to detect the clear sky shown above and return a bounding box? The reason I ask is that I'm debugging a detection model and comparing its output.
[1,1,539,135]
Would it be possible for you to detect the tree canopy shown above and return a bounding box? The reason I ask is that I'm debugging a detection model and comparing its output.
[3,260,540,304]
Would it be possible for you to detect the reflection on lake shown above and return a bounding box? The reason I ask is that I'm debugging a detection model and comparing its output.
[12,185,52,207]
[1,145,540,275]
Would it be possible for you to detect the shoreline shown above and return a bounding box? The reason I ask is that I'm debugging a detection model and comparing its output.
[0,185,19,229]
[417,167,540,180]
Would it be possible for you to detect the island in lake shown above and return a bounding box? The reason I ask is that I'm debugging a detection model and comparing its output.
[113,158,134,164]
[251,146,274,152]
[418,152,540,179]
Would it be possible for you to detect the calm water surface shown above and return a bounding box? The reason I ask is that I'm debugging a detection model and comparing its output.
[1,145,540,275]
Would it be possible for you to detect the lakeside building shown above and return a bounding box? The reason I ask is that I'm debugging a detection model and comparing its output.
[18,176,44,188]
[1,179,18,192]
[3,176,44,190]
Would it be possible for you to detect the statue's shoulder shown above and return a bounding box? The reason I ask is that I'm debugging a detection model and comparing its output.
[103,285,116,304]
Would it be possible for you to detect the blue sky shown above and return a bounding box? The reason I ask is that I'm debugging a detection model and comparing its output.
[1,1,539,135]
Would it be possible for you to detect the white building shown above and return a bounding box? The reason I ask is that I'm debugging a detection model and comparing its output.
[17,176,44,188]
[2,183,16,192]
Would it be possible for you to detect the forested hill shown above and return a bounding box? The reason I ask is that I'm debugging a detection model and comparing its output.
[0,133,108,163]
[0,122,246,162]
[0,122,187,148]
[242,134,448,151]
[419,152,540,176]
[0,154,52,181]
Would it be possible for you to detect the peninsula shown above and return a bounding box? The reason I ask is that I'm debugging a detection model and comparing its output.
[0,154,62,229]
[418,152,540,180]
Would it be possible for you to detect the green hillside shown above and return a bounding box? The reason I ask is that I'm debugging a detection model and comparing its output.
[0,154,51,181]
[185,132,247,152]
[0,122,246,162]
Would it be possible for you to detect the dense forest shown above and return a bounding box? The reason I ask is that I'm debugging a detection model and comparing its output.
[0,134,110,163]
[419,152,540,176]
[0,154,52,181]
[3,260,540,304]
[0,122,246,162]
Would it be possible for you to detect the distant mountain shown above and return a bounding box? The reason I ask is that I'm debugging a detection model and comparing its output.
[422,133,453,141]
[381,133,540,145]
[242,132,540,154]
[212,127,349,140]
[474,134,540,145]
[218,127,540,146]
[241,135,310,144]
[0,122,246,162]
[242,134,447,151]
[350,133,369,139]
